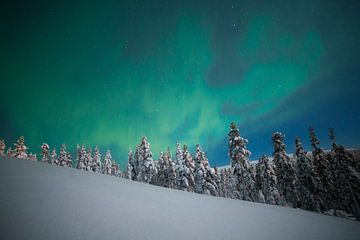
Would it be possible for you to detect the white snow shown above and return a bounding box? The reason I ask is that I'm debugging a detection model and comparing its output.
[0,156,359,240]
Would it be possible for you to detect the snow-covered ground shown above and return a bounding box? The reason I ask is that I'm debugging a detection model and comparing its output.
[0,156,359,240]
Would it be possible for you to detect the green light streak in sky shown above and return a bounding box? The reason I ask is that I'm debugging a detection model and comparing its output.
[1,12,324,166]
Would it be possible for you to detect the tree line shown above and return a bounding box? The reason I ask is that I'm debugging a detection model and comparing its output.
[0,123,359,220]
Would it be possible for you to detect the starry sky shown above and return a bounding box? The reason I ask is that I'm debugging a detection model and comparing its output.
[1,0,360,167]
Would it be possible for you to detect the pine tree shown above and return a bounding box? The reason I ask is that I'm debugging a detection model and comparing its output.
[40,143,50,163]
[0,139,5,156]
[126,148,135,180]
[165,147,176,189]
[194,144,219,196]
[272,132,299,207]
[295,138,323,211]
[156,151,167,186]
[85,146,93,171]
[133,146,140,179]
[13,136,28,159]
[183,144,195,192]
[111,161,121,177]
[137,137,157,183]
[228,123,257,201]
[66,152,72,167]
[330,144,360,219]
[255,155,284,205]
[92,146,101,173]
[50,148,57,165]
[175,141,190,191]
[102,149,113,175]
[76,144,86,170]
[59,144,67,166]
[309,127,332,209]
[7,147,13,157]
[194,144,206,194]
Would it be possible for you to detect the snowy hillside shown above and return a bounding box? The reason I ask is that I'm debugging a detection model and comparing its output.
[0,157,359,240]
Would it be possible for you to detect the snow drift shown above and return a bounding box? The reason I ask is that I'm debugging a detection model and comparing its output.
[0,156,359,240]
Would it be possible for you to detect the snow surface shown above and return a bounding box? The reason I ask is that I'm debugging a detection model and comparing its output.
[0,156,359,240]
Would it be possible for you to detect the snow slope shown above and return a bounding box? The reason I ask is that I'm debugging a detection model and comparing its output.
[0,157,359,240]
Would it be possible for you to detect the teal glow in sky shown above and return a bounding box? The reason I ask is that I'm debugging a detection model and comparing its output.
[1,0,360,167]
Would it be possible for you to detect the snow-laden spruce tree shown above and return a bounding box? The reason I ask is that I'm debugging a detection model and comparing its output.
[295,138,323,212]
[255,155,284,205]
[126,148,135,180]
[194,144,206,194]
[40,143,50,163]
[85,146,93,171]
[111,161,121,177]
[164,147,176,189]
[13,136,28,159]
[137,137,158,183]
[59,144,67,166]
[0,139,5,156]
[219,169,227,198]
[66,152,72,167]
[309,127,332,209]
[50,148,57,165]
[156,151,166,186]
[330,143,360,218]
[132,146,140,179]
[102,149,113,175]
[92,146,101,173]
[228,123,257,201]
[219,168,235,198]
[76,144,86,170]
[195,144,219,196]
[175,141,190,191]
[6,147,13,157]
[272,132,299,207]
[183,145,195,192]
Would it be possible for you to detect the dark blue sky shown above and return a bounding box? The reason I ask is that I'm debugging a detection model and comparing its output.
[1,0,360,167]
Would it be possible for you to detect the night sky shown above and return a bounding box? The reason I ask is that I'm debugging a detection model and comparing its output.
[1,0,360,167]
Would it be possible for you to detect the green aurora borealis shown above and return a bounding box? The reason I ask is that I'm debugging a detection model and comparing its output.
[1,1,360,167]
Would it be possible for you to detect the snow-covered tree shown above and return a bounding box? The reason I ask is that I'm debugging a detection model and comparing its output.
[126,148,135,180]
[6,147,13,157]
[164,147,176,189]
[0,139,5,156]
[59,144,67,166]
[13,136,28,159]
[194,144,206,194]
[137,137,157,183]
[92,146,101,173]
[111,161,121,177]
[85,146,93,171]
[76,144,86,170]
[309,127,332,209]
[102,149,113,175]
[194,144,219,196]
[255,155,284,205]
[66,152,72,167]
[50,148,57,165]
[183,144,195,192]
[155,151,167,186]
[175,141,190,191]
[272,132,299,207]
[330,144,360,218]
[295,138,323,211]
[40,143,50,163]
[228,123,257,201]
